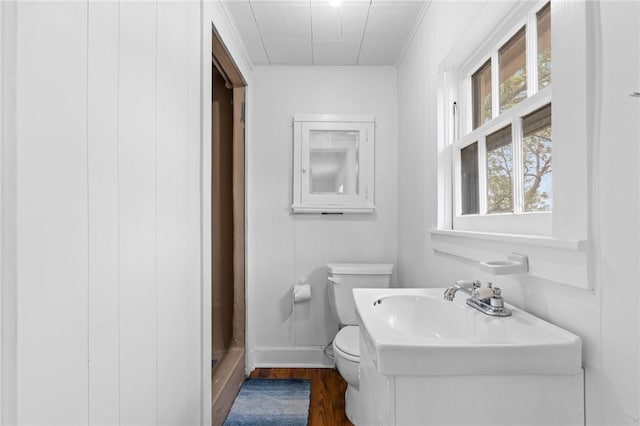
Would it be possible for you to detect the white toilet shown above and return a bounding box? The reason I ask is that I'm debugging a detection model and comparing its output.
[327,263,393,425]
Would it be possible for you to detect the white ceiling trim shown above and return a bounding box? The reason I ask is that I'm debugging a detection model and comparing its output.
[246,0,272,65]
[393,0,432,67]
[218,1,258,71]
[251,64,397,71]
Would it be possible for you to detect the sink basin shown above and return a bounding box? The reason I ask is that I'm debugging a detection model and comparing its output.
[354,288,582,376]
[372,294,489,340]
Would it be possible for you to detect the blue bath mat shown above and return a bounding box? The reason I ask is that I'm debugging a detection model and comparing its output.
[223,378,311,426]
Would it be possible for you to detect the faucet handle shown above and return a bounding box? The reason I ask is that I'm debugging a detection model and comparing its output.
[472,280,481,288]
[472,287,494,299]
[490,287,506,309]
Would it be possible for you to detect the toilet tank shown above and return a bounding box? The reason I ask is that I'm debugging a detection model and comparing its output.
[327,263,393,326]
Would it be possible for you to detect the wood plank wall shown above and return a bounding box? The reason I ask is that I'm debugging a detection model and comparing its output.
[13,2,202,424]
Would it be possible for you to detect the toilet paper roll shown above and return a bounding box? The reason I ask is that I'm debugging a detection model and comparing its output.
[293,283,311,303]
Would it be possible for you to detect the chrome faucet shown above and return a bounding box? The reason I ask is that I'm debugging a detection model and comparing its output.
[444,280,512,317]
[443,280,481,301]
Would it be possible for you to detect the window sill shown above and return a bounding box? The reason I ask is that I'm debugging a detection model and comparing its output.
[429,229,590,290]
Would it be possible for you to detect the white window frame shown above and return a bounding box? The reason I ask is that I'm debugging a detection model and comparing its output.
[432,0,592,290]
[453,0,552,236]
[454,90,553,235]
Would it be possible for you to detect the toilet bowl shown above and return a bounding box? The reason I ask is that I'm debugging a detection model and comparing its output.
[333,325,361,423]
[333,325,360,387]
[327,263,393,425]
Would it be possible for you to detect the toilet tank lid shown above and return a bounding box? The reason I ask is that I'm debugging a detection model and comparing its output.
[327,263,394,275]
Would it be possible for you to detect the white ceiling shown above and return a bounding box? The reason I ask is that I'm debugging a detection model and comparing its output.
[222,0,430,66]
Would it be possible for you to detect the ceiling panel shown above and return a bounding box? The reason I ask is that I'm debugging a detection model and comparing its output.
[242,37,270,65]
[363,1,425,40]
[225,1,260,38]
[262,38,313,64]
[357,36,404,65]
[311,3,370,42]
[313,40,361,65]
[250,2,311,40]
[223,0,429,66]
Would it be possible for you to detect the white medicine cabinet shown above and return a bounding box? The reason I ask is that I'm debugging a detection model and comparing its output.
[292,114,375,214]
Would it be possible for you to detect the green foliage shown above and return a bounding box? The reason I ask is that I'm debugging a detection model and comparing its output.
[523,128,552,211]
[485,128,552,213]
[538,47,552,89]
[487,144,513,213]
[500,68,527,113]
[482,94,492,125]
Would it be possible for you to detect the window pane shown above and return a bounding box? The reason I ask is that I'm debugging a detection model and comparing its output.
[460,142,479,215]
[486,126,513,213]
[499,27,527,113]
[472,60,492,129]
[522,104,552,212]
[537,3,551,89]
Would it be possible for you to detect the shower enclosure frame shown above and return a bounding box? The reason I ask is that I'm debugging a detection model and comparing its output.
[203,24,247,426]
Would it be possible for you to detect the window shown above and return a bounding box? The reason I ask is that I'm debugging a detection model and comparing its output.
[522,104,552,212]
[472,60,492,129]
[453,1,552,235]
[486,125,514,214]
[434,0,591,290]
[499,27,527,113]
[537,3,551,89]
[460,142,479,215]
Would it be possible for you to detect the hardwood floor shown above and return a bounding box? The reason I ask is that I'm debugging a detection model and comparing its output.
[249,368,353,426]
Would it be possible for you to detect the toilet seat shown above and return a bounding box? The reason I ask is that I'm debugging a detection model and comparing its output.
[334,326,360,362]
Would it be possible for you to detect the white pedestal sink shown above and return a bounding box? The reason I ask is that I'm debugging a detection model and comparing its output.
[353,288,584,426]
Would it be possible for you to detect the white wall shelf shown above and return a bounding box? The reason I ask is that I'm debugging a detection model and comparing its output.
[430,229,590,290]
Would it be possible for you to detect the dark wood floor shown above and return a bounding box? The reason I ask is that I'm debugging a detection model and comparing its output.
[249,368,353,426]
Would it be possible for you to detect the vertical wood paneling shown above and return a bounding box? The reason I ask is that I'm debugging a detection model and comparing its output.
[598,2,640,421]
[9,3,204,424]
[292,218,318,346]
[0,4,4,422]
[118,3,158,424]
[15,2,89,424]
[0,2,19,424]
[249,69,398,367]
[156,3,199,424]
[186,4,203,421]
[200,5,214,420]
[87,2,120,424]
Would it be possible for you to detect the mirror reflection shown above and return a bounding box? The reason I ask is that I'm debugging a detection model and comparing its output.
[309,130,359,195]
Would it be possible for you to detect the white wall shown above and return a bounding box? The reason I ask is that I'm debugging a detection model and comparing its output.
[0,2,18,424]
[3,2,203,424]
[397,1,639,425]
[247,67,398,368]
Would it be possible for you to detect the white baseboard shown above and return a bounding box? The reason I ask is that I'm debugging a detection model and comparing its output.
[252,346,335,369]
